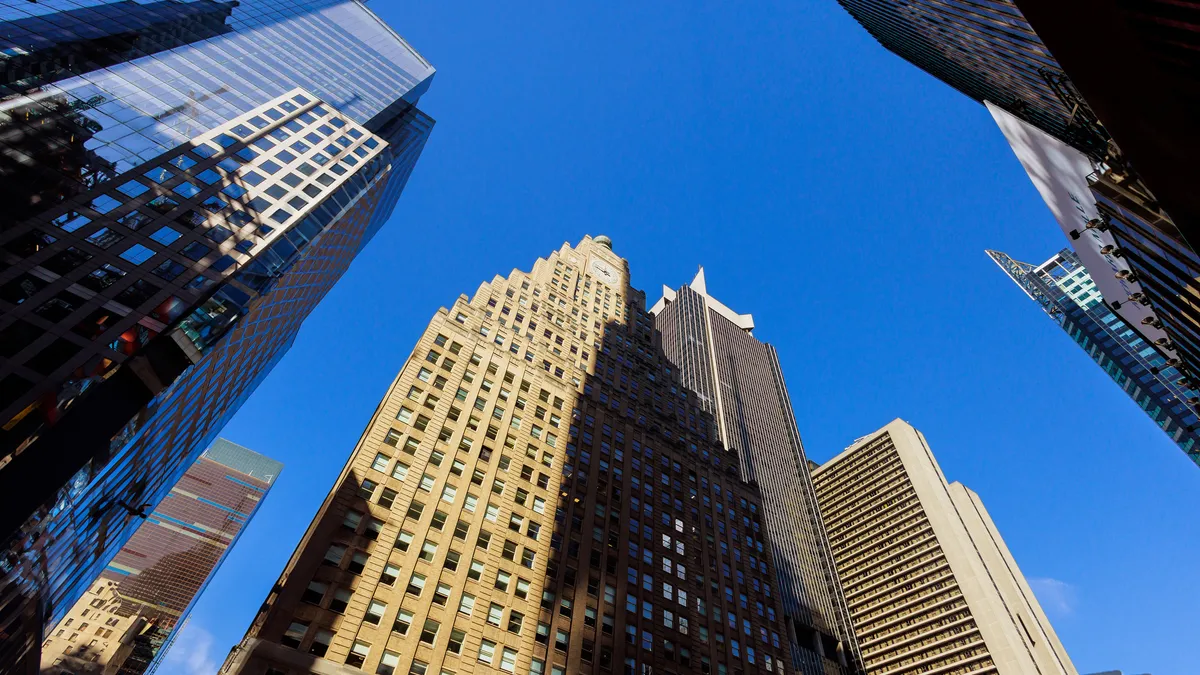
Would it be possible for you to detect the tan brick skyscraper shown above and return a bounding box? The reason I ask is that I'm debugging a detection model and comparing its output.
[223,236,794,675]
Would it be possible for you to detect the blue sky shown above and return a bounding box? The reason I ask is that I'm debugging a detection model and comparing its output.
[164,3,1198,674]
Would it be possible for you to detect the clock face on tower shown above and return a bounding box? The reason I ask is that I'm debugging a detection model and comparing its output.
[589,257,618,285]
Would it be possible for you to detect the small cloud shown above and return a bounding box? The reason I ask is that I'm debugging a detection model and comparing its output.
[161,623,218,675]
[1028,577,1077,617]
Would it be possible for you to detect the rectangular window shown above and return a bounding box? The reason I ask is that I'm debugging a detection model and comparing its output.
[478,640,497,665]
[500,648,518,673]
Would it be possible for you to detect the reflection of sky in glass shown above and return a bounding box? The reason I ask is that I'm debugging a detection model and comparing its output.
[3,0,433,179]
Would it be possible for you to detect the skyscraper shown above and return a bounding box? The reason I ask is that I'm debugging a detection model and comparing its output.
[835,0,1200,441]
[651,269,861,673]
[1003,0,1200,250]
[834,0,1107,157]
[811,419,1077,675]
[224,236,795,675]
[989,248,1200,465]
[0,1,435,670]
[40,438,282,675]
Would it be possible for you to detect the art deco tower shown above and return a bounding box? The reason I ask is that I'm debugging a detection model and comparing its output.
[651,270,861,674]
[225,236,795,675]
[0,2,435,670]
[812,420,1077,675]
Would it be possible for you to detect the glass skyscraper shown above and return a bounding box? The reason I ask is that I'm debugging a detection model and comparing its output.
[989,248,1200,464]
[651,270,861,674]
[838,0,1200,448]
[40,438,282,675]
[834,0,1108,157]
[0,1,435,670]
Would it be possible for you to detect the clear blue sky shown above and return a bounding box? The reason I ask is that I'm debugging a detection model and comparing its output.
[164,3,1198,674]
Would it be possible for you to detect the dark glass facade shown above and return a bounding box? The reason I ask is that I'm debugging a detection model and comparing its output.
[651,275,862,675]
[0,2,435,671]
[835,0,1107,157]
[839,0,1200,450]
[40,438,282,674]
[989,248,1200,465]
[1089,175,1200,405]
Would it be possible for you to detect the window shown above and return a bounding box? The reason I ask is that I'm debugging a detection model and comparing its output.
[330,588,352,613]
[500,648,518,673]
[381,563,400,586]
[358,479,378,499]
[365,518,384,540]
[346,641,369,668]
[495,570,511,592]
[301,580,327,605]
[282,621,308,648]
[372,453,390,471]
[515,578,531,599]
[420,619,440,645]
[508,610,524,634]
[468,560,485,581]
[488,603,504,626]
[420,540,438,562]
[478,640,497,665]
[555,629,569,651]
[448,629,466,655]
[395,531,414,551]
[433,582,453,606]
[378,488,398,509]
[459,593,476,615]
[365,599,387,624]
[323,544,346,566]
[394,610,414,635]
[407,572,426,596]
[309,629,333,657]
[378,651,401,675]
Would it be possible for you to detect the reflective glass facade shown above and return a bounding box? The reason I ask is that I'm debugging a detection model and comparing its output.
[1090,175,1200,409]
[40,438,282,674]
[0,2,435,671]
[989,248,1200,465]
[840,0,1200,458]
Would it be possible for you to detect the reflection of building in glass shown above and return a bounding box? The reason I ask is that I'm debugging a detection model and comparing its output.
[989,248,1200,464]
[651,270,861,674]
[0,1,435,671]
[835,0,1200,432]
[0,0,239,222]
[224,236,795,675]
[813,420,1078,675]
[40,438,281,675]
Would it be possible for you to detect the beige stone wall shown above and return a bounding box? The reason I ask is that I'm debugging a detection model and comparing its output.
[812,420,1077,675]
